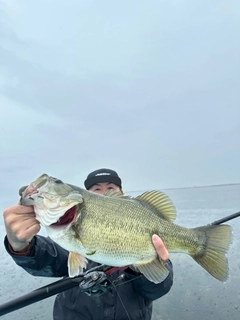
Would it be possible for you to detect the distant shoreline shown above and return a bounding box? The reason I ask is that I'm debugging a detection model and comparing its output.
[167,182,240,190]
[126,183,240,193]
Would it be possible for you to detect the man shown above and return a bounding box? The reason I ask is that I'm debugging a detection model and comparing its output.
[3,168,173,320]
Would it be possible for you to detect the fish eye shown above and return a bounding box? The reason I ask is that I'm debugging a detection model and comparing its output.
[54,179,63,184]
[49,176,63,184]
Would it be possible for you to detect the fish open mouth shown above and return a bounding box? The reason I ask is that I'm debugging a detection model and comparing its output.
[50,206,77,227]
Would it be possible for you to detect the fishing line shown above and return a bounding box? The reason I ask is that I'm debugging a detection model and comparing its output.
[107,274,144,320]
[111,280,132,320]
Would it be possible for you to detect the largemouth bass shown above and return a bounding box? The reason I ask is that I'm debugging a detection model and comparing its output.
[20,174,232,284]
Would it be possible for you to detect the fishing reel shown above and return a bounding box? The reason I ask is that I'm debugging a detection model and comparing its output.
[79,270,113,297]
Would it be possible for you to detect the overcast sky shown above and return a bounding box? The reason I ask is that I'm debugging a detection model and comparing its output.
[0,0,239,205]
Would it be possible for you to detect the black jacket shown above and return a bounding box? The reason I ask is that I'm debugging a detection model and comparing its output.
[5,235,173,320]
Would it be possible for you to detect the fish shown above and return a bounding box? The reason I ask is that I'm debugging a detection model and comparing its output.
[19,174,232,284]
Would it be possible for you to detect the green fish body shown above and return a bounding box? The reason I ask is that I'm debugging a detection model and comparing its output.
[20,174,232,283]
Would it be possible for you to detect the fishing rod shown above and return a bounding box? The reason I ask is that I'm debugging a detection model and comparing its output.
[0,264,115,316]
[0,210,239,316]
[210,210,240,225]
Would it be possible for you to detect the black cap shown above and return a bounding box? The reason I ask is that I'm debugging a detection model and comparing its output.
[84,168,122,190]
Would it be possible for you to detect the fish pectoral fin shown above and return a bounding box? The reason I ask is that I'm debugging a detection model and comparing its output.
[135,257,169,284]
[67,252,88,278]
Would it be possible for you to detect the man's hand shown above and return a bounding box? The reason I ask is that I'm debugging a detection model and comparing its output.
[3,204,40,252]
[152,234,169,262]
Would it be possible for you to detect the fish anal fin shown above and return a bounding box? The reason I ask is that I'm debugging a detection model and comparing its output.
[68,252,88,277]
[135,257,169,284]
[135,191,176,222]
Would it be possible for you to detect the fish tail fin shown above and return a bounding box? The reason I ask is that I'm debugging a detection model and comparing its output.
[192,224,232,281]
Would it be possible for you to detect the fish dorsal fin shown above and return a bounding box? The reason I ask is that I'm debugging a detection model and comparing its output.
[135,191,176,222]
[104,190,131,200]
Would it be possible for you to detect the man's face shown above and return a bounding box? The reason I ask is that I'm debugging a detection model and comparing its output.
[88,182,123,195]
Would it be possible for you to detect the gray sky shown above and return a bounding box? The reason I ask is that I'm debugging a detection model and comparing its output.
[0,0,240,203]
